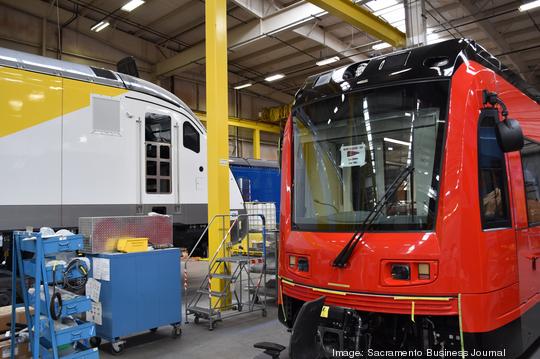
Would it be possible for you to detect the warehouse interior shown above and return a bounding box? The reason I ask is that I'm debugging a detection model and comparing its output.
[1,0,540,358]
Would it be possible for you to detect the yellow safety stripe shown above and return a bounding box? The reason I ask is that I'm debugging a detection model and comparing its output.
[458,293,465,359]
[393,296,452,301]
[313,287,347,296]
[280,277,456,302]
[327,282,351,288]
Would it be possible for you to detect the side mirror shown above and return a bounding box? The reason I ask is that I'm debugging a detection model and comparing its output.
[482,90,524,153]
[496,118,524,152]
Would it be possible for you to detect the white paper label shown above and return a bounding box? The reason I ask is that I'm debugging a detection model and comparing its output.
[85,278,101,303]
[92,258,110,281]
[340,143,366,168]
[86,301,103,326]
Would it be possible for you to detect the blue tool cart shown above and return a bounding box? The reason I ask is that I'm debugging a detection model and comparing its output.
[10,231,98,359]
[87,249,182,354]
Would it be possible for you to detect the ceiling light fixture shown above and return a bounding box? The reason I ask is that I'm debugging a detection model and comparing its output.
[90,21,110,32]
[316,56,340,66]
[372,42,392,50]
[520,0,540,11]
[121,0,145,12]
[234,82,253,90]
[264,74,285,82]
[384,137,411,147]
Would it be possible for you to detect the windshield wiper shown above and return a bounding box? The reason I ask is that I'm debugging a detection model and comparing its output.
[332,165,415,268]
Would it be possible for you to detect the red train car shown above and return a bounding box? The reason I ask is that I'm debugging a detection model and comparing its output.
[278,39,540,358]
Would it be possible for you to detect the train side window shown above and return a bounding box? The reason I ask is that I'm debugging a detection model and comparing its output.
[145,113,172,194]
[183,122,200,153]
[478,117,511,229]
[521,140,540,225]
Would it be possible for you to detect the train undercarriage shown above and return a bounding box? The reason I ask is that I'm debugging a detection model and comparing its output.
[280,295,464,359]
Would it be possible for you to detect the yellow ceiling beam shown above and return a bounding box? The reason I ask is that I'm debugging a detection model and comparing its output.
[195,111,282,134]
[306,0,406,47]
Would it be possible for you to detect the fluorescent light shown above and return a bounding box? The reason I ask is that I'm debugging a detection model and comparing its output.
[520,0,540,11]
[121,0,145,12]
[316,56,340,66]
[384,137,411,147]
[372,42,392,50]
[91,21,110,32]
[264,73,285,82]
[234,82,253,90]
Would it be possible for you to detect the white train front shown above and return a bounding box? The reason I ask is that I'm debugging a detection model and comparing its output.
[0,47,245,245]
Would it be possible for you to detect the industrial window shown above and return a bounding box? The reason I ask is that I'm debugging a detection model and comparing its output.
[478,116,511,229]
[183,122,200,153]
[145,113,172,194]
[521,140,540,225]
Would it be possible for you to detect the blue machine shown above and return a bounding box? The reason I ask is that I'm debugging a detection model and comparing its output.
[229,158,281,223]
[88,248,182,354]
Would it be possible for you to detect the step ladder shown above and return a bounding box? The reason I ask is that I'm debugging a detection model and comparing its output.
[10,231,99,359]
[184,214,268,330]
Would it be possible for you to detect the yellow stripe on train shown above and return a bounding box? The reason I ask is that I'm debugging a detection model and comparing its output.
[0,67,127,138]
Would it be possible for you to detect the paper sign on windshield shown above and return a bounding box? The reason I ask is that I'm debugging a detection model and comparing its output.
[340,144,366,168]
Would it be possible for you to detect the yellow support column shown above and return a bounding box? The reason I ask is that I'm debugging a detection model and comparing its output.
[206,0,230,307]
[253,129,261,160]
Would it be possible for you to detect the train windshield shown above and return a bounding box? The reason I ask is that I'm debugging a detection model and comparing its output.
[292,81,448,232]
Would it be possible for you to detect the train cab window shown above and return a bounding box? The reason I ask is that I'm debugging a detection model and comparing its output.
[183,122,200,153]
[478,117,511,229]
[145,113,172,194]
[521,140,540,225]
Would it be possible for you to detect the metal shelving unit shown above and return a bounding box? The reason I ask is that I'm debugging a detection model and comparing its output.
[10,231,98,359]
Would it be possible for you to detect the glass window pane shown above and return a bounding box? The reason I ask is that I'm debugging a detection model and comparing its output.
[145,113,171,143]
[183,122,200,153]
[146,161,157,176]
[160,162,170,177]
[147,144,157,158]
[160,145,170,159]
[160,179,171,193]
[146,178,157,193]
[292,81,447,231]
[522,141,540,225]
[478,120,510,228]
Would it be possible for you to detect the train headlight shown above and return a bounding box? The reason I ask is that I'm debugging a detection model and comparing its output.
[418,263,430,280]
[289,255,296,268]
[391,264,410,280]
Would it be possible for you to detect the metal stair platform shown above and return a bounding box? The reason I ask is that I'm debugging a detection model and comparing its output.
[187,306,220,318]
[216,256,254,263]
[183,213,269,331]
[196,289,227,297]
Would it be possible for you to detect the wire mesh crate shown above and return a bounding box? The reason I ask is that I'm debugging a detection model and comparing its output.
[79,215,173,253]
[245,202,277,231]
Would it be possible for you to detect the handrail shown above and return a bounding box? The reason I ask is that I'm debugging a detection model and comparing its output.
[183,213,268,324]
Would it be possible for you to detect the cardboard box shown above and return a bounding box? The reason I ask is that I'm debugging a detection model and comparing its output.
[0,306,33,358]
[0,306,31,334]
[0,339,30,359]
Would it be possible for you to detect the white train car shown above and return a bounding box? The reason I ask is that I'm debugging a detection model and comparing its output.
[0,47,245,247]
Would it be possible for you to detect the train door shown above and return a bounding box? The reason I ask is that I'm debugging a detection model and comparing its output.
[124,98,181,216]
[516,140,540,303]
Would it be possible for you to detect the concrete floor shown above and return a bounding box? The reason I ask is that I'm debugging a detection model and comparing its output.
[95,261,540,359]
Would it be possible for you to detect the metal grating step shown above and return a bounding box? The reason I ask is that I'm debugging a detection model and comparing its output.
[187,306,219,318]
[209,273,233,280]
[216,256,260,263]
[197,289,227,297]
